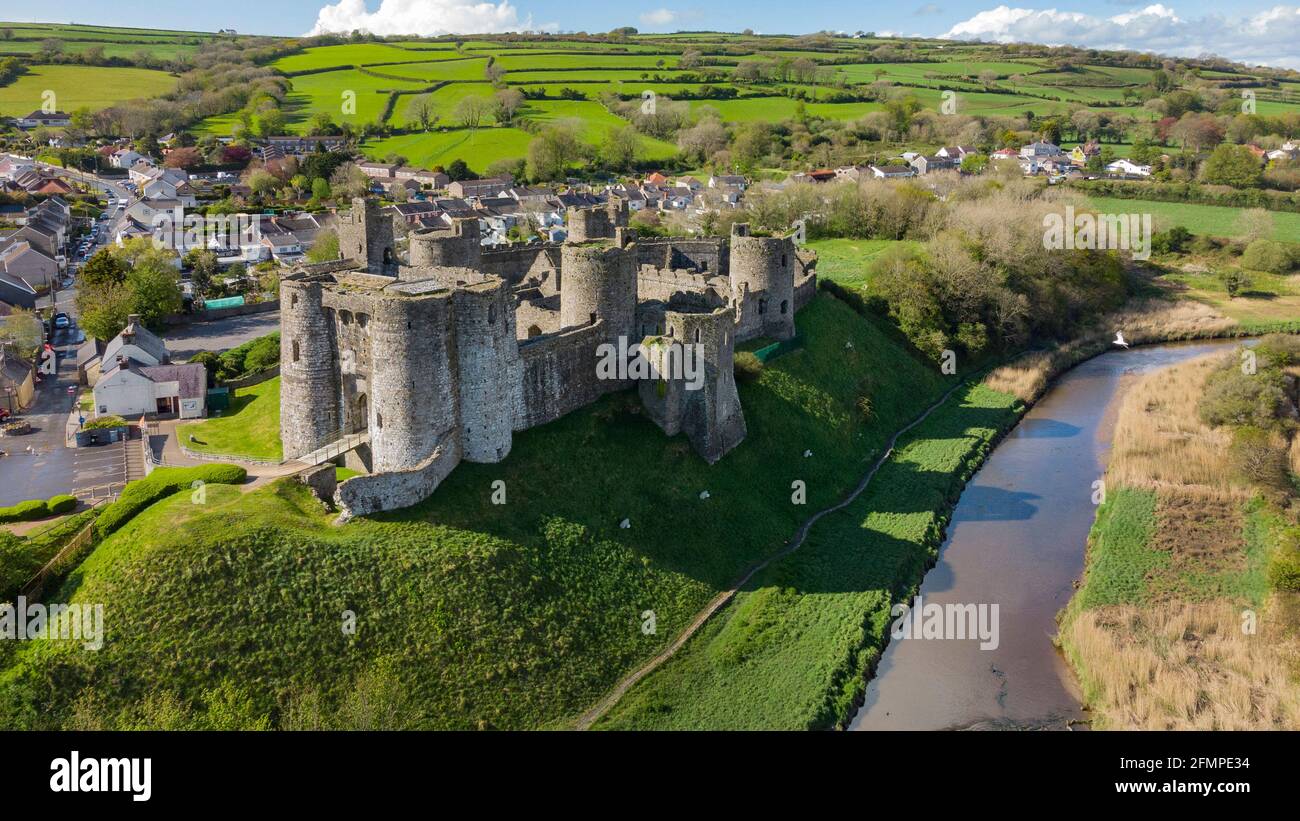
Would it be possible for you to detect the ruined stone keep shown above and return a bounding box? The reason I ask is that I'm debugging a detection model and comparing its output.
[281,197,817,517]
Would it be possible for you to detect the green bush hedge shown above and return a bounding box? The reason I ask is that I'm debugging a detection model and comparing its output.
[47,495,77,515]
[83,415,128,431]
[96,465,248,538]
[0,492,86,524]
[0,500,49,524]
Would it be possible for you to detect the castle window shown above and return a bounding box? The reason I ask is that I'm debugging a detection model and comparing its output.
[292,340,299,362]
[589,312,597,325]
[780,300,789,315]
[357,313,369,329]
[488,305,496,325]
[291,293,298,308]
[758,299,767,315]
[528,325,542,338]
[701,260,708,272]
[340,310,353,325]
[376,412,383,429]
[694,329,702,343]
[781,254,787,267]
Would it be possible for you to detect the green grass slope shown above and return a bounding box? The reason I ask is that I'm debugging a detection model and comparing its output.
[595,381,1021,730]
[0,293,951,730]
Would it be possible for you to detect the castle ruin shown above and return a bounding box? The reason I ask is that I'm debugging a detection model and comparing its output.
[280,197,817,517]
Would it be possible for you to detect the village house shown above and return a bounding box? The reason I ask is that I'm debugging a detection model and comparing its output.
[869,164,916,179]
[1105,158,1152,177]
[0,345,35,412]
[15,110,71,129]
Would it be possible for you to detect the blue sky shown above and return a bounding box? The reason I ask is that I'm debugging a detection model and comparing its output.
[6,2,1300,68]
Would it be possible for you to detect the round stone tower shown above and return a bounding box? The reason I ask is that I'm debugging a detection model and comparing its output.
[409,218,482,269]
[280,278,340,459]
[367,293,458,474]
[559,242,636,343]
[453,278,522,463]
[728,223,796,341]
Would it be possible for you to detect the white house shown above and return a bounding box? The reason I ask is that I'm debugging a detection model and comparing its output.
[15,110,71,129]
[869,165,916,179]
[110,149,145,170]
[1020,141,1065,160]
[102,318,170,368]
[1106,159,1152,177]
[93,359,206,419]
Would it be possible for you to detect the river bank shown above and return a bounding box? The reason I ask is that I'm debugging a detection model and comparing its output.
[1057,342,1300,729]
[594,291,1296,729]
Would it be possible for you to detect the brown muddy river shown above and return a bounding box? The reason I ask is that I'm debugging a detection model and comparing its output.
[851,339,1245,731]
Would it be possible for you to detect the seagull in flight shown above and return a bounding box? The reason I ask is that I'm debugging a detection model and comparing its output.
[1113,331,1129,349]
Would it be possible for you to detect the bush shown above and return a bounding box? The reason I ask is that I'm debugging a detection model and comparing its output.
[1197,366,1287,430]
[733,351,764,384]
[0,499,49,524]
[83,415,128,430]
[1227,426,1290,493]
[96,465,248,538]
[1240,239,1294,274]
[47,495,77,515]
[1268,544,1300,591]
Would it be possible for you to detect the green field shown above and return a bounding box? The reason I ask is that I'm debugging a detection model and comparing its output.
[806,238,920,291]
[0,64,176,117]
[177,377,282,462]
[1086,196,1300,241]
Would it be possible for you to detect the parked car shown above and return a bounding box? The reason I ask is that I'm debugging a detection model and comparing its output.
[54,313,70,329]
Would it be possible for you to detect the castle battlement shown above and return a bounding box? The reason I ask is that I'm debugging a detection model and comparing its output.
[281,198,814,518]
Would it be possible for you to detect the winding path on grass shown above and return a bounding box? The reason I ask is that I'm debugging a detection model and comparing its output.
[573,377,974,730]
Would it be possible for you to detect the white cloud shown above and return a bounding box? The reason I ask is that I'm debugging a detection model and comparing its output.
[640,9,678,26]
[942,4,1300,69]
[308,0,537,36]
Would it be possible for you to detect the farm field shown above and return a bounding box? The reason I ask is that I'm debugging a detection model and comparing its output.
[1085,195,1300,240]
[0,64,176,116]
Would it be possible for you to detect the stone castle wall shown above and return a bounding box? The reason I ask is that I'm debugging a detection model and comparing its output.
[284,199,814,519]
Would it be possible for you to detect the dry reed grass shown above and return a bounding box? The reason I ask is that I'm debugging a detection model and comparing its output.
[983,298,1238,404]
[1107,352,1251,498]
[1065,600,1300,729]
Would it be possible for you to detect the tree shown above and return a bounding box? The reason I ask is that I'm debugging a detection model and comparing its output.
[526,125,583,182]
[454,95,490,131]
[1219,269,1251,298]
[446,159,473,181]
[492,88,524,125]
[186,250,218,297]
[76,281,135,341]
[0,308,43,357]
[246,169,279,198]
[80,249,127,289]
[311,177,332,201]
[405,94,437,131]
[599,125,639,171]
[1200,143,1263,187]
[329,163,370,199]
[165,147,202,169]
[306,230,339,263]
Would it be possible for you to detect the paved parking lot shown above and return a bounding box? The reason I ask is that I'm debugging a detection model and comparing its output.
[0,331,128,506]
[164,311,280,361]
